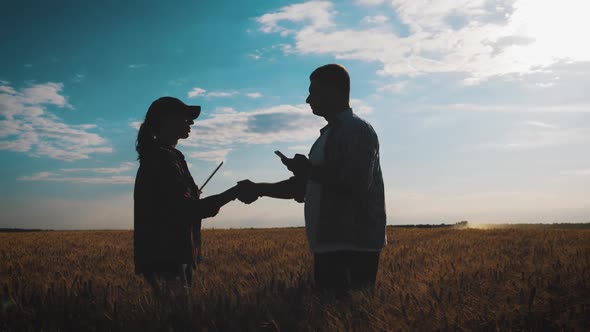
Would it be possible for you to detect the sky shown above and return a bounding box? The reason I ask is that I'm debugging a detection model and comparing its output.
[1,0,589,229]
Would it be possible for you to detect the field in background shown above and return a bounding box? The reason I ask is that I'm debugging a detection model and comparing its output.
[1,227,589,331]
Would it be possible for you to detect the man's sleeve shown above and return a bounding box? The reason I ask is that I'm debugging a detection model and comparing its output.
[289,175,307,203]
[327,124,378,198]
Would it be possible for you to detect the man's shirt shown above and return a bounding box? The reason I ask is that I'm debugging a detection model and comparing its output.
[304,125,330,252]
[303,108,387,253]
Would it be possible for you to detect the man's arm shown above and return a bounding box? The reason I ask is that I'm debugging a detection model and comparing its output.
[237,176,306,203]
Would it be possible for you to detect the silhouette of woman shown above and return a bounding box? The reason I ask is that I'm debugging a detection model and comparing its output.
[133,97,238,309]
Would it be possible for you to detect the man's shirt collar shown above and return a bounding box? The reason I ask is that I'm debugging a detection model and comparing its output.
[320,108,353,134]
[335,108,353,121]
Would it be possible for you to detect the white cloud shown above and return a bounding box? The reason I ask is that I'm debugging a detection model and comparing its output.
[128,64,146,69]
[19,173,134,184]
[0,82,111,161]
[188,87,259,99]
[356,0,386,4]
[248,52,262,60]
[350,98,374,115]
[35,143,112,161]
[19,162,136,184]
[245,92,263,98]
[247,44,292,61]
[377,81,408,94]
[188,87,207,98]
[257,0,590,82]
[361,15,389,25]
[189,149,232,163]
[476,124,590,150]
[19,171,57,181]
[21,82,72,108]
[206,91,238,98]
[129,120,142,130]
[256,1,335,36]
[60,162,136,174]
[0,85,16,94]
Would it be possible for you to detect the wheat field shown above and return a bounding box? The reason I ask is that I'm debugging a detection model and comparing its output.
[1,227,589,331]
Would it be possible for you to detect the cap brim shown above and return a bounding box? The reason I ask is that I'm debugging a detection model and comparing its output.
[185,105,201,119]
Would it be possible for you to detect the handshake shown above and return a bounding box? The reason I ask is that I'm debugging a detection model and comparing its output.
[229,154,310,205]
[200,180,260,219]
[232,180,260,204]
[205,153,310,217]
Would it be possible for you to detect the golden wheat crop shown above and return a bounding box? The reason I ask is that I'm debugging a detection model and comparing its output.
[1,227,589,331]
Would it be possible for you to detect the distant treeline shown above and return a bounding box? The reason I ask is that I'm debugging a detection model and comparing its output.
[0,228,53,233]
[1,223,589,232]
[470,223,590,229]
[388,223,590,229]
[388,224,455,228]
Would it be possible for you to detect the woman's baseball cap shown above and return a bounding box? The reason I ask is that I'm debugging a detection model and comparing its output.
[146,97,201,122]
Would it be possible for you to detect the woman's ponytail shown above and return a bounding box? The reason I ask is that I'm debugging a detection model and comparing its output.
[135,121,157,161]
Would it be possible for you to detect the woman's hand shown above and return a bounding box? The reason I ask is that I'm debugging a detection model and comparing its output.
[198,196,223,218]
[236,180,259,204]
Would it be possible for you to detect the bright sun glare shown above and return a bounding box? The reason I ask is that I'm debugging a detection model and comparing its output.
[512,0,590,64]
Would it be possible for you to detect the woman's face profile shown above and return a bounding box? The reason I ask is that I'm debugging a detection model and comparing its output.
[160,112,194,140]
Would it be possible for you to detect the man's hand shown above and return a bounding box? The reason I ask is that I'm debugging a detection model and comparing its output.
[236,180,259,204]
[281,153,310,178]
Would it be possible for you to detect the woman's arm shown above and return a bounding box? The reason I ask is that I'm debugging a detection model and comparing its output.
[198,185,239,219]
[149,151,233,223]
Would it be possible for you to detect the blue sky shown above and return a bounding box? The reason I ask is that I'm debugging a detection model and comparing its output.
[1,0,589,229]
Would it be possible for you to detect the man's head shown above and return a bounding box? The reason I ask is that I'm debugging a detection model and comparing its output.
[306,64,350,118]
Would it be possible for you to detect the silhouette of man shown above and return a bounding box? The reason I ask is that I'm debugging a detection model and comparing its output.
[238,64,387,294]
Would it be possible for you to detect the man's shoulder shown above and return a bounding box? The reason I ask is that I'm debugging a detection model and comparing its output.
[344,112,378,139]
[351,112,374,128]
